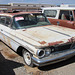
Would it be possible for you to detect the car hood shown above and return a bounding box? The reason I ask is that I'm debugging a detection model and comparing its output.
[16,25,75,48]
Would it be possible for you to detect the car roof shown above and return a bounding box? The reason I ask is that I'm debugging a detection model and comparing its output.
[42,7,75,10]
[0,12,41,17]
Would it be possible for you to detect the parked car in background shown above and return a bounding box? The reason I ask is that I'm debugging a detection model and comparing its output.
[42,7,75,29]
[0,12,75,67]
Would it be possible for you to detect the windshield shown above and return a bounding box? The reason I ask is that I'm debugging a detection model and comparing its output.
[13,13,51,29]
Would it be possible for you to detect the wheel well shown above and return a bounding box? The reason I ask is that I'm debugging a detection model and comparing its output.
[17,46,27,56]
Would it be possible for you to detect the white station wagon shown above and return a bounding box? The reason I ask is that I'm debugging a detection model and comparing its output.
[0,12,75,67]
[42,7,75,29]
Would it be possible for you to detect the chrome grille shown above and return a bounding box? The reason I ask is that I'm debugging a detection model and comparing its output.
[51,43,75,53]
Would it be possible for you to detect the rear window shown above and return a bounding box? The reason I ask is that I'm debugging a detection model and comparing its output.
[44,10,57,17]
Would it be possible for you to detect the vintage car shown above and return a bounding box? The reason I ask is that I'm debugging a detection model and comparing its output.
[0,12,75,67]
[42,7,75,29]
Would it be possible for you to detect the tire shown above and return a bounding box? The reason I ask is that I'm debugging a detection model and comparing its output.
[22,49,34,67]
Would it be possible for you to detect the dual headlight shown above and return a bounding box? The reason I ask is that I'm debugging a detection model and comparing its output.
[37,48,51,58]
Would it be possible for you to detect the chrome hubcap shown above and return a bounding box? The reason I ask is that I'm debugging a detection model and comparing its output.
[24,52,31,65]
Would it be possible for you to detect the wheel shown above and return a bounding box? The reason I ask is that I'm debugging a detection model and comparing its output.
[22,49,34,67]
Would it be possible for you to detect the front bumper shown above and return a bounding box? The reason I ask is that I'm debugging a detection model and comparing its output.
[32,49,75,67]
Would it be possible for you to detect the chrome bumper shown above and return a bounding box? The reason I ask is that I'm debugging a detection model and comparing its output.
[32,49,75,67]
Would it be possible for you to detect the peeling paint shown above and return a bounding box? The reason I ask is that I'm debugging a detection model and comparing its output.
[38,41,46,45]
[48,41,63,46]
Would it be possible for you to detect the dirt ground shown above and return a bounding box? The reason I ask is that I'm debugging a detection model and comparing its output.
[0,41,75,75]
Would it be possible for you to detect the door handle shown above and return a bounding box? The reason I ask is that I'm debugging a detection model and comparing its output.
[57,21,60,26]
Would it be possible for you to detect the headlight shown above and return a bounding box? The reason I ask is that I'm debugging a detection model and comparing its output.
[37,48,51,58]
[45,48,51,56]
[37,49,45,58]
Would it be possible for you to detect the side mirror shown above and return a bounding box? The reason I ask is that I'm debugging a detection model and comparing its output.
[57,21,60,26]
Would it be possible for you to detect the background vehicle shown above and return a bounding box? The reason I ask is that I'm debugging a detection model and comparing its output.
[42,7,75,29]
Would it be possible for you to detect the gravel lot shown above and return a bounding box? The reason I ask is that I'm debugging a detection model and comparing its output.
[0,41,75,75]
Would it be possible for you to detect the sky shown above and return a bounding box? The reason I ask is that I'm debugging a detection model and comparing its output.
[0,0,75,5]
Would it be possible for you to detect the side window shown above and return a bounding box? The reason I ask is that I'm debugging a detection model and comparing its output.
[59,10,73,21]
[44,10,57,17]
[0,16,6,24]
[6,17,11,27]
[0,16,11,27]
[69,11,73,21]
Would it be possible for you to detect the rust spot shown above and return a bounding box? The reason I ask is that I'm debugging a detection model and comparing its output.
[7,37,12,48]
[48,41,63,46]
[2,35,6,41]
[38,41,46,44]
[23,29,26,31]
